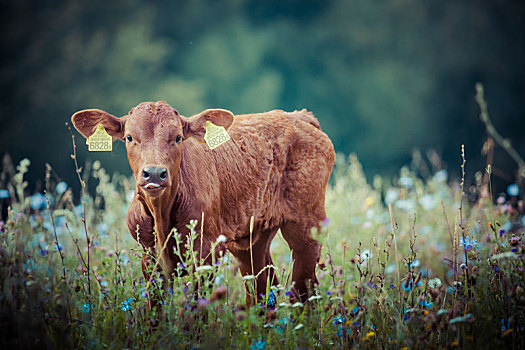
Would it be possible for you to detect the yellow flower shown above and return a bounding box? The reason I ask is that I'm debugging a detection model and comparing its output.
[363,331,376,341]
[365,196,375,208]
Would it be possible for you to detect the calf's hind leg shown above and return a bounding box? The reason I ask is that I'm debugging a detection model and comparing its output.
[230,227,279,305]
[280,220,322,302]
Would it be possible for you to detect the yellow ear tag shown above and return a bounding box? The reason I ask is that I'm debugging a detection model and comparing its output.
[203,121,230,150]
[86,124,113,151]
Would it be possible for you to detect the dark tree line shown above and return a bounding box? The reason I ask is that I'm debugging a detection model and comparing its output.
[1,0,524,192]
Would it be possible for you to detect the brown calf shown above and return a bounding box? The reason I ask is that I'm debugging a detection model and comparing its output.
[72,101,335,302]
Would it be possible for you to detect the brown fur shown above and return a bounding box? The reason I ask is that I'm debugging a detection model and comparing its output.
[72,101,335,302]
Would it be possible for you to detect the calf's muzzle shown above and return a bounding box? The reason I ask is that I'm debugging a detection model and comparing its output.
[140,166,168,189]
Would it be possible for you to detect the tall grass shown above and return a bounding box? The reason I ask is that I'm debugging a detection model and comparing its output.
[0,147,523,349]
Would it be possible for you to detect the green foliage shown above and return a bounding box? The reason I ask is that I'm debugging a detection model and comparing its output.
[0,152,524,348]
[2,0,525,187]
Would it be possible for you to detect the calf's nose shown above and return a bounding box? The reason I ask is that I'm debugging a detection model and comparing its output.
[141,166,168,185]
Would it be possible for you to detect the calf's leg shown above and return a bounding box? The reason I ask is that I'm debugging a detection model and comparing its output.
[280,220,321,302]
[230,228,279,305]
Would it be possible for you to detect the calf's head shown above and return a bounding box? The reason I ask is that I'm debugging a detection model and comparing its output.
[71,101,234,198]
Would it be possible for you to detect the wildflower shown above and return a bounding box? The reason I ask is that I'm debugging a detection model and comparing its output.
[30,193,47,210]
[428,278,441,289]
[275,317,289,334]
[419,300,433,308]
[510,236,521,246]
[395,199,415,211]
[249,338,266,350]
[497,196,506,204]
[337,325,350,337]
[266,291,276,307]
[459,236,477,251]
[507,184,520,196]
[333,314,346,325]
[321,217,330,228]
[120,297,134,311]
[351,306,360,315]
[82,303,92,313]
[55,182,68,194]
[447,286,456,294]
[399,176,414,187]
[360,249,371,260]
[197,297,209,310]
[409,259,420,268]
[385,264,396,274]
[385,189,399,204]
[216,234,227,243]
[389,284,395,289]
[419,194,437,211]
[363,331,376,340]
[40,249,49,256]
[0,189,9,199]
[433,170,448,183]
[501,217,512,230]
[285,290,292,297]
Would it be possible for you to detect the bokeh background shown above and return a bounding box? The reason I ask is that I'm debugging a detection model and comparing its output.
[1,0,524,193]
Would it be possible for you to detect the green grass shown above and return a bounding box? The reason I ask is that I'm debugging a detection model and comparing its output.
[0,152,523,349]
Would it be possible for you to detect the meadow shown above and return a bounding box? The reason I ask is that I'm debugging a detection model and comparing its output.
[1,136,523,350]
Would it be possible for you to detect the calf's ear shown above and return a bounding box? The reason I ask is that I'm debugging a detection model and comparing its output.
[181,109,234,141]
[71,109,126,140]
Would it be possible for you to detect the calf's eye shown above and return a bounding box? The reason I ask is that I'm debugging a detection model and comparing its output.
[126,135,133,143]
[175,135,182,144]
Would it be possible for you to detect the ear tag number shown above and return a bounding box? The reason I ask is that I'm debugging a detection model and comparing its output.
[87,124,113,152]
[204,121,230,150]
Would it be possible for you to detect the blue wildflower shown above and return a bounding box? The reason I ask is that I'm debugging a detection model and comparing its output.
[351,306,360,315]
[433,170,448,183]
[40,249,49,256]
[275,317,289,334]
[333,314,346,325]
[285,290,292,297]
[389,284,395,289]
[30,193,47,210]
[507,184,520,197]
[82,303,91,313]
[459,236,477,251]
[266,291,276,307]
[0,189,9,199]
[447,286,456,294]
[338,325,350,337]
[55,182,68,195]
[121,297,134,311]
[249,338,266,350]
[399,176,414,187]
[419,300,433,308]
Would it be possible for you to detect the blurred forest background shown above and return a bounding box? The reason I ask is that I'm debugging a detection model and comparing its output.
[1,0,524,194]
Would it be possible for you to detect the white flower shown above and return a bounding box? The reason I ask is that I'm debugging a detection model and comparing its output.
[428,278,442,289]
[419,194,437,211]
[385,189,399,204]
[216,235,227,243]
